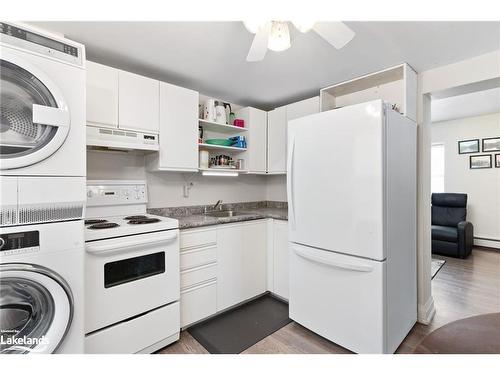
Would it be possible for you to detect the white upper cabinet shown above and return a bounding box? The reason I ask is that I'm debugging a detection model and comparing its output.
[286,96,320,121]
[267,106,287,174]
[267,96,320,174]
[147,82,199,172]
[320,63,417,122]
[236,107,267,173]
[118,70,160,133]
[86,61,119,128]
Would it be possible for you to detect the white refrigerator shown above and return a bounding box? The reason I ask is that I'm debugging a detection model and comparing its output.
[287,99,417,354]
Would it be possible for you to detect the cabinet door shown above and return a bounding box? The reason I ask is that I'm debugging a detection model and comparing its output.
[273,220,289,300]
[238,107,267,173]
[157,82,198,171]
[286,96,320,121]
[118,70,160,133]
[86,61,119,128]
[242,220,267,300]
[267,106,287,173]
[216,224,244,311]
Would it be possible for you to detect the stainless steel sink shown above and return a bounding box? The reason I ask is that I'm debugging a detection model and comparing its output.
[204,210,249,218]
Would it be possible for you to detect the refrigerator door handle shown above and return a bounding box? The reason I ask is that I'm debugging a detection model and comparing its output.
[293,245,374,272]
[287,134,296,229]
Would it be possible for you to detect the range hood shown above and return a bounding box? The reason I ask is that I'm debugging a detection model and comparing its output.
[86,125,159,151]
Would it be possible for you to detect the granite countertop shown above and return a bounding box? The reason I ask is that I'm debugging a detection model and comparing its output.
[148,201,287,229]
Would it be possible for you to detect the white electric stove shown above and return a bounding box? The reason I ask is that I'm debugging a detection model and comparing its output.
[84,180,180,354]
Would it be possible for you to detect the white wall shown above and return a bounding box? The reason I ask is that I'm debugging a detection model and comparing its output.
[87,151,269,208]
[431,112,500,246]
[147,172,267,208]
[266,175,287,202]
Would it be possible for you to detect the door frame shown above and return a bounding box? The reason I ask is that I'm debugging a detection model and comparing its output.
[416,50,500,324]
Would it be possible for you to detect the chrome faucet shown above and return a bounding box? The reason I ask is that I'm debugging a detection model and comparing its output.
[213,199,223,211]
[205,200,223,213]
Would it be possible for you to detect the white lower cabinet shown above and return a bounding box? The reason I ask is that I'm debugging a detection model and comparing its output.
[272,220,290,300]
[180,281,217,328]
[179,227,218,328]
[216,220,267,311]
[179,219,284,327]
[242,220,268,301]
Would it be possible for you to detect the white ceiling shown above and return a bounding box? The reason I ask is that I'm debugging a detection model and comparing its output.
[432,87,500,123]
[31,21,500,110]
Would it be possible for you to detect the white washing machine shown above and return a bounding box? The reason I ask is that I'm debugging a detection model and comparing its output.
[0,220,84,354]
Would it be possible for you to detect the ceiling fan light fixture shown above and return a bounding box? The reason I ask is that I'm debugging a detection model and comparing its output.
[292,20,316,33]
[267,21,291,52]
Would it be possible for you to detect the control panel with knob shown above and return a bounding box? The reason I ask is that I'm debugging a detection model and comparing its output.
[86,181,147,207]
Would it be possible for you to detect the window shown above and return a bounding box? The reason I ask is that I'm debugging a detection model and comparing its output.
[431,143,445,193]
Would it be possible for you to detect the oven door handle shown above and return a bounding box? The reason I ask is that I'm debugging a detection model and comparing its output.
[86,232,178,256]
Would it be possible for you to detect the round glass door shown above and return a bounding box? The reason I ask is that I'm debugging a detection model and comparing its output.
[0,264,73,354]
[0,52,70,170]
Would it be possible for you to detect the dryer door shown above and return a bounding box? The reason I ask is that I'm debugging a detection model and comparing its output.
[0,49,70,170]
[0,264,73,354]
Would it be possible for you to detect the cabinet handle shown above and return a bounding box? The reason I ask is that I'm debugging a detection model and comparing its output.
[287,134,296,229]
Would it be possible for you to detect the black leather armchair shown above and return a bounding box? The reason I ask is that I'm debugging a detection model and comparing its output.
[431,193,473,258]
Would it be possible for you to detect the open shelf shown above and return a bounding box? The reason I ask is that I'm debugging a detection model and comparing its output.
[199,119,248,133]
[198,143,247,152]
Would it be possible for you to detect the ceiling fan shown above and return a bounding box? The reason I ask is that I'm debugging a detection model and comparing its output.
[244,21,355,62]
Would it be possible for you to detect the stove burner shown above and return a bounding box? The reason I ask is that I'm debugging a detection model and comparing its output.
[124,215,148,220]
[128,218,161,225]
[88,222,120,230]
[85,219,108,225]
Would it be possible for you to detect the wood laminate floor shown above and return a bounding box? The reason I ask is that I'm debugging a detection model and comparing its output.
[157,248,500,354]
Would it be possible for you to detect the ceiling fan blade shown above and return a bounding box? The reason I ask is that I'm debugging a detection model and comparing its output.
[312,22,355,49]
[246,22,271,62]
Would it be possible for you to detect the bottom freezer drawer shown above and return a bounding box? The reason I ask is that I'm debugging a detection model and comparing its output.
[289,243,387,353]
[85,302,179,354]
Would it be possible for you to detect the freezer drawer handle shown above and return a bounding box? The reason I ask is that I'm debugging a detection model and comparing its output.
[86,232,178,256]
[293,246,374,272]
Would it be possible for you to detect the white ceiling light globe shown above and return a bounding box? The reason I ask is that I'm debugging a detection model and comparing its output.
[268,21,291,52]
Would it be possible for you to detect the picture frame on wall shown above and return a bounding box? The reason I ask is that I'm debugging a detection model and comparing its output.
[470,154,492,169]
[495,154,500,168]
[482,137,500,152]
[458,139,480,154]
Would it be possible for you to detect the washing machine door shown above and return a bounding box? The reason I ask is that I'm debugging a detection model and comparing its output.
[0,264,73,354]
[0,49,70,170]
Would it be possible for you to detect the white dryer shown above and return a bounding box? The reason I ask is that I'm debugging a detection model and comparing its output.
[0,220,84,354]
[0,22,86,228]
[0,22,85,176]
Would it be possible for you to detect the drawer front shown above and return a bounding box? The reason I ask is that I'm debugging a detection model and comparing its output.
[180,245,217,270]
[180,228,216,249]
[180,282,217,328]
[85,302,179,354]
[181,263,217,290]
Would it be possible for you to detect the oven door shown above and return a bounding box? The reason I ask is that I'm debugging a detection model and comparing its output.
[84,230,179,334]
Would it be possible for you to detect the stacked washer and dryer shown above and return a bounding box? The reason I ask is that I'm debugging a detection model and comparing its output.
[0,22,86,354]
